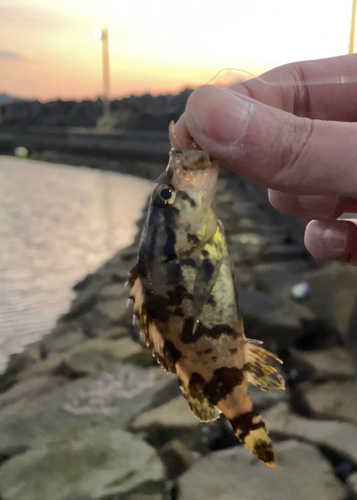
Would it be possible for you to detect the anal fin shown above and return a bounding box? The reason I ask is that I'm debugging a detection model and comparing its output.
[245,339,285,392]
[179,380,221,423]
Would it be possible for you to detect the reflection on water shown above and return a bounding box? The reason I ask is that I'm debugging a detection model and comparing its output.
[0,156,153,372]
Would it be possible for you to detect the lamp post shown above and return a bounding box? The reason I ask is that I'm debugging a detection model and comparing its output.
[93,27,111,117]
[349,0,357,53]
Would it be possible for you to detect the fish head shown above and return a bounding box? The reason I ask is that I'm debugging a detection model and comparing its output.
[166,147,218,206]
[149,147,219,253]
[138,123,220,272]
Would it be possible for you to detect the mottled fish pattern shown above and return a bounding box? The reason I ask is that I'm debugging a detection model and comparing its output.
[128,122,285,466]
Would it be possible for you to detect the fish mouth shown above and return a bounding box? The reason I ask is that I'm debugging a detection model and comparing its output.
[169,148,217,172]
[167,147,219,197]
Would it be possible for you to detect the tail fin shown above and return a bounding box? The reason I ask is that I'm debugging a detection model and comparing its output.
[230,411,275,467]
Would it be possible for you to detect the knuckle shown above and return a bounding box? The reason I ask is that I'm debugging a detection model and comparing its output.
[270,116,315,190]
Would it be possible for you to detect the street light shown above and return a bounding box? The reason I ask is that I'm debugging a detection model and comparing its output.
[93,27,111,117]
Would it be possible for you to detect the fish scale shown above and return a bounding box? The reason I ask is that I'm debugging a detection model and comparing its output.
[128,121,285,466]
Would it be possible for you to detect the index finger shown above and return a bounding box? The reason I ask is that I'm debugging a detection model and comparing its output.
[230,54,357,122]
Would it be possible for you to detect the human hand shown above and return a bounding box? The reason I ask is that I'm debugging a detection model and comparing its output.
[175,54,357,265]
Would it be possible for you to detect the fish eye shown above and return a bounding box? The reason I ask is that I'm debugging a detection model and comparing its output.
[158,186,176,205]
[153,184,176,208]
[159,188,173,201]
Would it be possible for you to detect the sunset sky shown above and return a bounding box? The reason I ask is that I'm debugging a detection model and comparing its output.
[0,0,354,101]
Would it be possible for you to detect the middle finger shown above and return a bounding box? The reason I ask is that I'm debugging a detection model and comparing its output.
[268,190,357,220]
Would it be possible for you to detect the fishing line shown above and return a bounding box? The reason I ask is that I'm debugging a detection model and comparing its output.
[205,67,357,88]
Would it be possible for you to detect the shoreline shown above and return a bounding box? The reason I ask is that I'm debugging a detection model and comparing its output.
[1,153,357,499]
[0,156,153,373]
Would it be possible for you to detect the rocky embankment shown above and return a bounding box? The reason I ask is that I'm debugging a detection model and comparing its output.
[0,90,192,131]
[0,90,193,161]
[1,171,357,500]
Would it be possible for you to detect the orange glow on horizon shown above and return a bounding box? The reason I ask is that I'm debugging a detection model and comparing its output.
[0,0,354,101]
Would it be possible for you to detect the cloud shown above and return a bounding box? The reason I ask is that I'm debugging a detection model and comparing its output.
[0,50,23,60]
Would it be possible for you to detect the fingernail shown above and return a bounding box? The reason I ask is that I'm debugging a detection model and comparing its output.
[186,86,253,146]
[297,195,339,219]
[322,223,349,252]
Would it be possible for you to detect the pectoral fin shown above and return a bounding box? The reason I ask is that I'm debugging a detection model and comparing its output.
[191,225,225,322]
[192,258,222,321]
[245,339,285,392]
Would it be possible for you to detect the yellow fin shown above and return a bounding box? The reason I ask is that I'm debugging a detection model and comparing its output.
[245,339,285,392]
[179,380,221,423]
[129,269,171,371]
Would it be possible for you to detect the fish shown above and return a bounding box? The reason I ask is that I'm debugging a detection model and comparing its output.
[127,121,285,466]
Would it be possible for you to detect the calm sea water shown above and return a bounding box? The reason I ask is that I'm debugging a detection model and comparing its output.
[0,156,153,372]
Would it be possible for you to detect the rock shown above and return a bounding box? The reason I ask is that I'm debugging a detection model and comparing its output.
[14,146,28,158]
[97,298,130,323]
[249,385,286,411]
[0,374,63,408]
[229,233,266,265]
[131,397,198,432]
[347,473,357,496]
[81,309,112,338]
[21,353,65,379]
[99,283,127,299]
[62,286,98,320]
[58,338,151,377]
[158,440,196,479]
[0,375,67,417]
[290,282,310,301]
[303,381,357,424]
[248,265,339,352]
[0,364,176,454]
[111,267,133,282]
[130,396,214,451]
[252,264,302,293]
[178,441,346,500]
[120,245,139,264]
[0,344,42,392]
[0,429,165,500]
[264,402,357,465]
[306,263,357,344]
[98,326,130,340]
[61,494,94,500]
[238,289,316,348]
[72,273,99,292]
[1,89,191,132]
[41,324,85,354]
[125,496,162,500]
[291,348,355,382]
[263,244,308,262]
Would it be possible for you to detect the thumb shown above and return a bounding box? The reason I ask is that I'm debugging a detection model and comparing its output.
[184,85,357,197]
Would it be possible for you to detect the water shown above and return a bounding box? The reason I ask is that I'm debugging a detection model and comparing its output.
[0,156,153,372]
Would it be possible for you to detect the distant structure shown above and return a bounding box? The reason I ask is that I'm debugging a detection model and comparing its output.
[349,0,356,53]
[93,27,112,130]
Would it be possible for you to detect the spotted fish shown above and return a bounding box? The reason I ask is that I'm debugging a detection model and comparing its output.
[128,122,285,466]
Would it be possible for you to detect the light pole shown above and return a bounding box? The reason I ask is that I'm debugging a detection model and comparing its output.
[93,28,111,117]
[349,0,357,53]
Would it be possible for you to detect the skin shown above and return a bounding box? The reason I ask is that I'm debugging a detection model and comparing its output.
[174,53,357,265]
